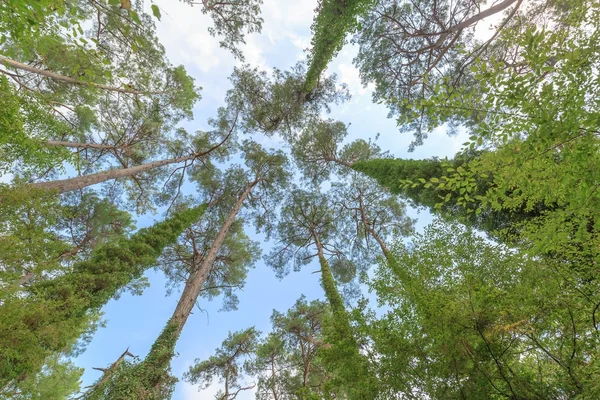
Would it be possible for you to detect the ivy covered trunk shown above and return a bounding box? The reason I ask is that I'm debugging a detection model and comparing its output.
[314,239,376,400]
[169,181,257,336]
[0,205,206,387]
[85,181,258,399]
[352,157,553,241]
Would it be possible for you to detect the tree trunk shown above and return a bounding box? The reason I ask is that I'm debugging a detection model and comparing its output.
[446,0,520,34]
[45,140,123,150]
[0,55,154,95]
[313,237,376,399]
[356,192,392,261]
[0,128,232,202]
[323,155,353,168]
[314,239,346,316]
[17,271,34,287]
[26,154,194,195]
[169,180,258,336]
[270,357,279,400]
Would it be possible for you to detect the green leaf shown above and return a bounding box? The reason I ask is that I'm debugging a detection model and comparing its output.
[151,4,161,20]
[130,10,141,25]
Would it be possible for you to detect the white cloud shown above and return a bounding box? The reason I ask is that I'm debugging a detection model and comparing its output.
[149,0,322,78]
[337,63,375,98]
[262,0,318,32]
[258,0,317,61]
[152,0,235,73]
[237,34,268,71]
[287,32,311,52]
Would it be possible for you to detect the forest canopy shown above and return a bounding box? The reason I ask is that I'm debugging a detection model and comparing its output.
[1,0,599,399]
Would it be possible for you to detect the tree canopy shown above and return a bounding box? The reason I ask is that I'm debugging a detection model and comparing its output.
[1,0,599,398]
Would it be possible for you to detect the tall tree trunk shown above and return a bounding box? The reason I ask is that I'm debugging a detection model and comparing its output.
[102,185,258,398]
[0,55,154,95]
[271,357,280,400]
[169,180,258,336]
[0,130,232,202]
[314,240,346,317]
[108,184,260,398]
[45,140,124,150]
[0,205,206,388]
[314,237,376,400]
[446,0,520,34]
[30,154,195,195]
[356,191,393,260]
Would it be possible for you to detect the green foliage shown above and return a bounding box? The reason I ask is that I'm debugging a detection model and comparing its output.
[351,155,548,241]
[317,255,377,400]
[304,0,376,92]
[151,4,161,20]
[292,118,350,183]
[0,354,84,400]
[244,296,331,399]
[353,0,596,149]
[185,328,260,399]
[3,0,599,398]
[226,63,350,138]
[354,5,600,256]
[331,173,414,267]
[95,144,291,398]
[291,122,387,185]
[349,5,600,398]
[0,75,73,176]
[160,215,261,311]
[367,221,600,398]
[0,204,206,387]
[352,157,452,204]
[189,0,264,60]
[0,189,133,298]
[267,189,377,398]
[83,321,180,400]
[0,186,68,294]
[0,0,202,210]
[266,189,335,275]
[268,297,330,399]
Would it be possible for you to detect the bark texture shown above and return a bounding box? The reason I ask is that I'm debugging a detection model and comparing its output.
[0,55,151,95]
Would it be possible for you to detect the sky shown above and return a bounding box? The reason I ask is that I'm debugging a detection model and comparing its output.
[73,0,472,398]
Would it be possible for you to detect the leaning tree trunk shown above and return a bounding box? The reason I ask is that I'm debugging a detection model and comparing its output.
[29,154,196,195]
[45,140,125,150]
[0,204,206,388]
[0,132,231,203]
[356,192,394,262]
[0,55,153,95]
[314,239,347,318]
[314,236,376,400]
[0,146,219,205]
[87,181,260,399]
[169,180,257,336]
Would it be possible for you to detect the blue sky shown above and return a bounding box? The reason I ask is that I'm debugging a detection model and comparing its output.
[73,0,470,398]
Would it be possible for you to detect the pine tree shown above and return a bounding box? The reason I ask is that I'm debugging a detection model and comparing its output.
[83,142,290,399]
[185,328,260,399]
[267,189,377,399]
